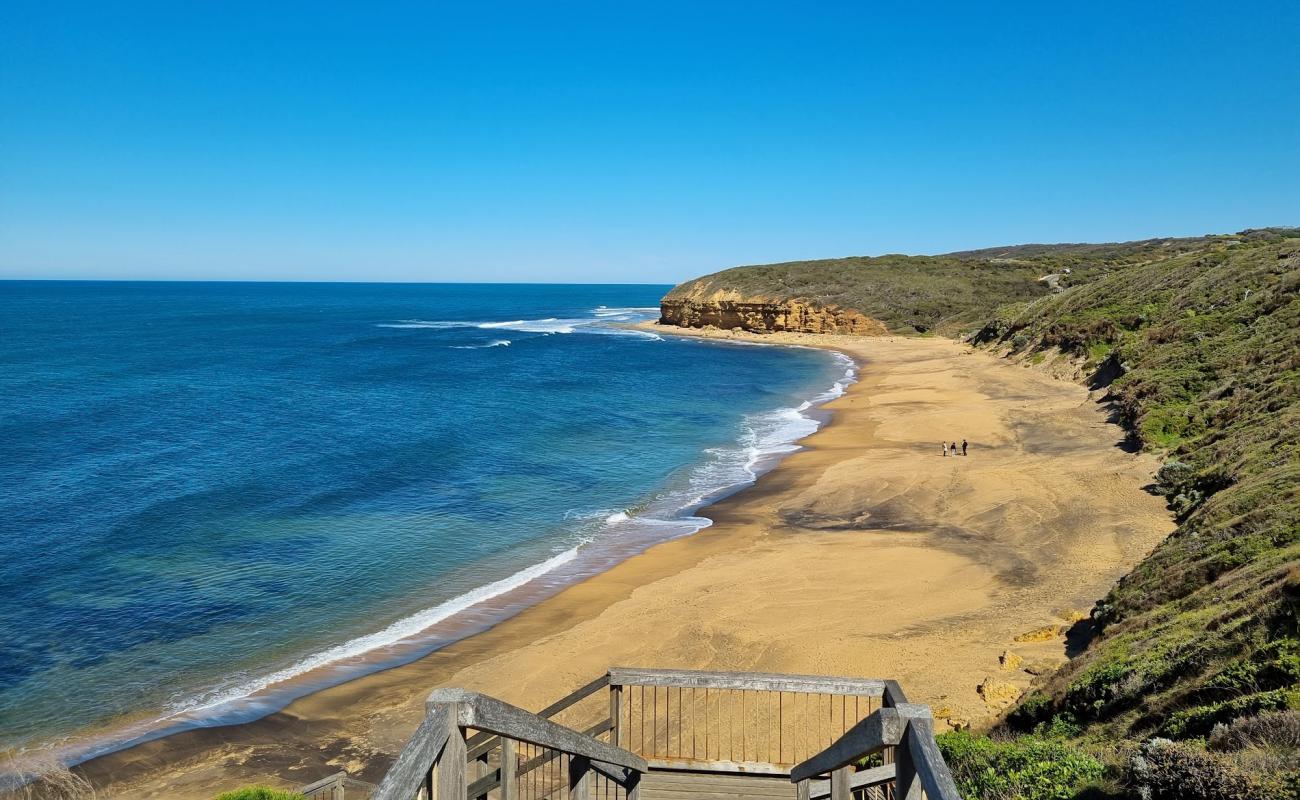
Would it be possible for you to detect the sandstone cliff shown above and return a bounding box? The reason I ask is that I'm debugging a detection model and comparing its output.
[657,235,1232,336]
[659,288,887,336]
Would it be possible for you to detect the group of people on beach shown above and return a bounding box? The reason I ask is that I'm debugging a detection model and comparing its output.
[942,439,968,457]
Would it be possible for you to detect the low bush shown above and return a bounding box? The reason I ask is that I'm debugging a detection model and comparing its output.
[1126,739,1260,800]
[214,787,306,800]
[936,730,1105,800]
[1210,709,1300,751]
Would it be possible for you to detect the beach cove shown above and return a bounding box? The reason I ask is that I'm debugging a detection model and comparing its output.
[79,328,1174,798]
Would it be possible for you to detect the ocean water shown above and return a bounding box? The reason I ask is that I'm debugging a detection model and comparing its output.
[0,282,853,764]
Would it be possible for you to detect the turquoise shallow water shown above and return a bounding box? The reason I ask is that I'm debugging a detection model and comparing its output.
[0,281,852,762]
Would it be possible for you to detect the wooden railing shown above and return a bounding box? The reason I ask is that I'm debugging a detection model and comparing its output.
[369,669,957,800]
[371,688,647,800]
[608,668,893,772]
[300,771,379,800]
[789,697,959,800]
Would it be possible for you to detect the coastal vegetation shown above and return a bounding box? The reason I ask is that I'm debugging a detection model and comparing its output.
[660,234,1226,335]
[973,228,1300,798]
[662,227,1300,798]
[214,787,305,800]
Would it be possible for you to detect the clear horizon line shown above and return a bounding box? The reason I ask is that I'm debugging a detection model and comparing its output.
[0,277,681,286]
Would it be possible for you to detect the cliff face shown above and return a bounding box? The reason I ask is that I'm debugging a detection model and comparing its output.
[659,290,887,336]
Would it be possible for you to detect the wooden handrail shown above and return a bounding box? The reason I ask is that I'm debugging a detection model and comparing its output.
[374,704,454,800]
[299,771,349,795]
[807,764,896,799]
[465,673,610,760]
[299,770,380,799]
[789,704,960,800]
[373,688,645,800]
[788,709,904,781]
[370,670,958,800]
[465,719,615,800]
[609,667,886,697]
[900,715,959,800]
[427,689,648,773]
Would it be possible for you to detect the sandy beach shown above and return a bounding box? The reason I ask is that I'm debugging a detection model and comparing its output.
[76,327,1173,798]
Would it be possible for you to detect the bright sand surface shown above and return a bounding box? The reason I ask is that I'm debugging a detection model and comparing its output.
[76,328,1173,797]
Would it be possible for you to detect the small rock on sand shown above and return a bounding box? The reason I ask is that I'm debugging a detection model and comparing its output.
[977,677,1021,708]
[1014,624,1065,642]
[999,650,1023,670]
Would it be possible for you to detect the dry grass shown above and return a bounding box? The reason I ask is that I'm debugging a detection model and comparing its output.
[0,755,96,800]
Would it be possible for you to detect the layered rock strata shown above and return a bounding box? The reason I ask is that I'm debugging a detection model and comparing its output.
[659,294,886,335]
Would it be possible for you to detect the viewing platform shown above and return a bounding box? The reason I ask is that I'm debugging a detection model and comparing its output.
[300,668,959,800]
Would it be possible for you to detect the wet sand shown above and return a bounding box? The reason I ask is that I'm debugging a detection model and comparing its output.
[75,328,1173,798]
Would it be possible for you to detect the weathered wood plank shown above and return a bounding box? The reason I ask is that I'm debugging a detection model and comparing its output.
[427,689,647,773]
[903,716,960,800]
[641,774,794,793]
[638,772,796,800]
[643,757,791,776]
[828,767,850,800]
[807,764,895,800]
[610,684,623,748]
[501,738,517,800]
[465,674,611,760]
[299,771,348,795]
[541,673,612,718]
[788,710,904,782]
[609,668,885,697]
[439,716,467,800]
[373,705,453,800]
[881,681,909,707]
[569,756,592,800]
[464,720,625,799]
[643,782,793,796]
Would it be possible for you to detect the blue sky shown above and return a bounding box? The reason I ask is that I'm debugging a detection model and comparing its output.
[2,1,1297,283]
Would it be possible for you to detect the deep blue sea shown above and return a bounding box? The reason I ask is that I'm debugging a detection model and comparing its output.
[0,282,852,763]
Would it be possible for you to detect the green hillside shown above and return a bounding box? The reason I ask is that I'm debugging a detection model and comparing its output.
[663,234,1226,334]
[966,229,1300,798]
[667,227,1300,797]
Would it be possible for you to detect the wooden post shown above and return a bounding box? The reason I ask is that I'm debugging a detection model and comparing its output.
[473,750,491,800]
[796,778,811,800]
[894,724,920,800]
[439,709,468,800]
[625,770,641,800]
[609,684,623,748]
[501,739,518,800]
[829,766,851,800]
[568,756,592,800]
[332,772,346,800]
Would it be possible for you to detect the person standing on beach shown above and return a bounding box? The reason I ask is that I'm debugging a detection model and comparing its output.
[951,441,958,457]
[962,439,968,456]
[942,442,948,457]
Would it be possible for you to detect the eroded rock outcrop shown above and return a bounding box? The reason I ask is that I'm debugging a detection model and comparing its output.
[659,288,886,336]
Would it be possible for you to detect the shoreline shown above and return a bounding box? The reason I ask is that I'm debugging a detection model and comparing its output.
[8,321,856,775]
[75,326,1173,798]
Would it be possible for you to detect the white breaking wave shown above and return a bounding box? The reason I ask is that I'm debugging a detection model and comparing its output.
[377,306,662,339]
[450,339,511,349]
[157,330,853,740]
[164,547,580,718]
[672,350,857,509]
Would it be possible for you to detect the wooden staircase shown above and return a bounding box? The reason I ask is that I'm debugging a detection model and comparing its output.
[302,669,959,800]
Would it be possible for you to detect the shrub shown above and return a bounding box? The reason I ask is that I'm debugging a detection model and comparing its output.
[214,787,306,800]
[1209,709,1300,751]
[1126,739,1260,800]
[936,730,1105,800]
